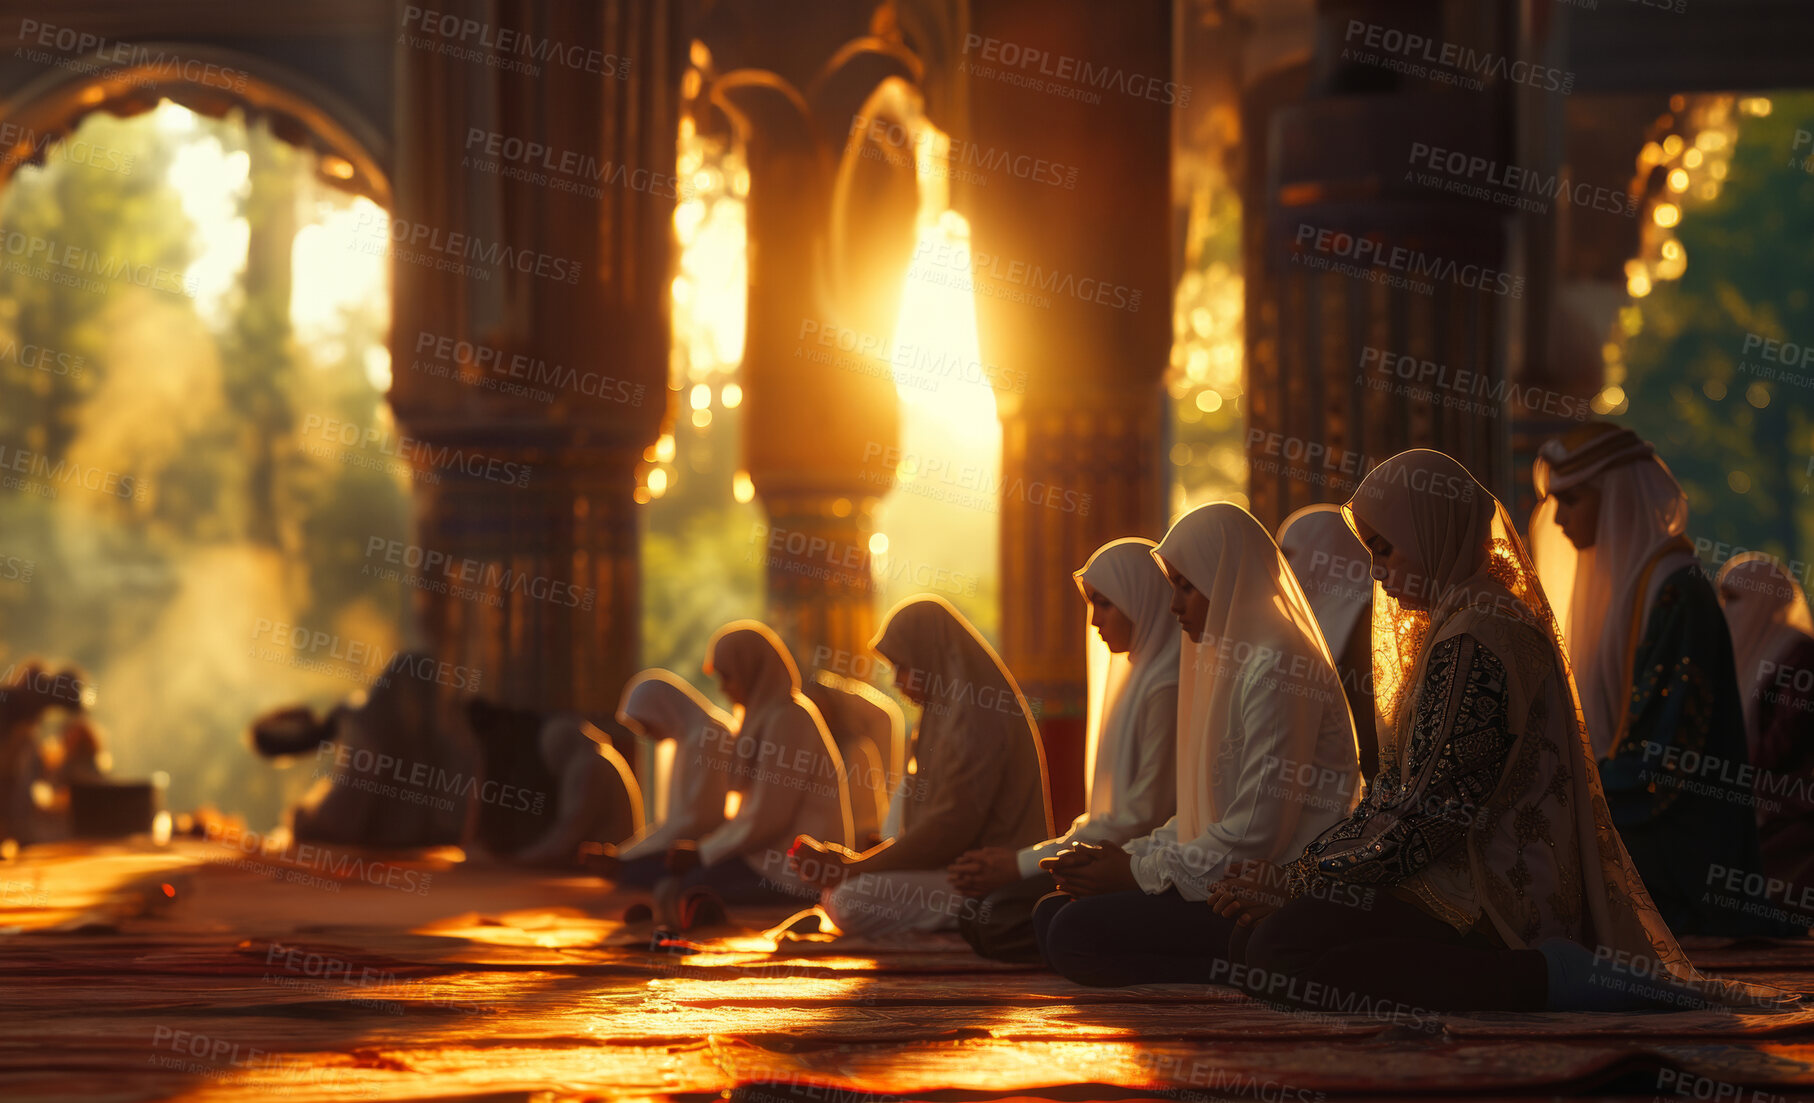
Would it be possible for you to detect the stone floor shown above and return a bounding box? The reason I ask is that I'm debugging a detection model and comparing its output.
[6,838,1814,1101]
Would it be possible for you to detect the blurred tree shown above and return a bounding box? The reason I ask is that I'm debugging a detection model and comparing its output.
[1621,93,1814,571]
[0,104,409,830]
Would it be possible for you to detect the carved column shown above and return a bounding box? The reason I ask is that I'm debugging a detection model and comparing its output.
[388,0,680,716]
[706,43,917,666]
[1246,0,1520,524]
[963,0,1174,825]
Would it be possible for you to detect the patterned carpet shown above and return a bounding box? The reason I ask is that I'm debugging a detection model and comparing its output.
[5,839,1814,1101]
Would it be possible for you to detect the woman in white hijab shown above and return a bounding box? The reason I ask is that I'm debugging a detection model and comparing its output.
[1278,504,1379,779]
[1718,554,1814,890]
[792,595,1052,938]
[1211,449,1794,1012]
[602,670,736,887]
[665,622,853,906]
[1034,504,1361,987]
[948,538,1181,962]
[1531,423,1777,936]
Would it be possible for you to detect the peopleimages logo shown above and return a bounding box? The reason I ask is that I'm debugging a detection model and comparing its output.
[411,331,646,405]
[461,127,694,202]
[0,121,134,177]
[399,6,631,79]
[847,114,1080,191]
[1405,142,1638,218]
[960,34,1190,107]
[351,210,582,285]
[1294,223,1524,300]
[15,19,251,93]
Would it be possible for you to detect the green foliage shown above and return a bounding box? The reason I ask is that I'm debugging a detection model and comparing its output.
[1621,95,1814,569]
[0,106,409,831]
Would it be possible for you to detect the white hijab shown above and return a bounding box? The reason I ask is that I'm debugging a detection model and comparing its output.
[1277,504,1373,666]
[1532,432,1694,758]
[1074,538,1181,816]
[1717,553,1814,750]
[1153,502,1341,842]
[617,668,735,808]
[618,669,733,749]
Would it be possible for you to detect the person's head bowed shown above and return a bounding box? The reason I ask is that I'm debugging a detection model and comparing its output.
[1152,501,1306,645]
[870,594,1007,710]
[1074,537,1173,658]
[617,668,731,743]
[1343,449,1494,614]
[703,621,801,709]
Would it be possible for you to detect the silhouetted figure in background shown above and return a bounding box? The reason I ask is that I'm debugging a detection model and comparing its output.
[608,670,734,887]
[803,672,904,847]
[252,652,470,849]
[672,622,853,909]
[1533,424,1788,936]
[461,696,641,867]
[1718,553,1814,893]
[0,660,87,846]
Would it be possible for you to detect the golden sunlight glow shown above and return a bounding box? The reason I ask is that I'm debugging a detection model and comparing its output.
[723,791,742,819]
[1652,203,1681,228]
[868,532,889,556]
[163,102,250,327]
[732,470,755,503]
[869,107,1001,629]
[294,194,392,387]
[647,468,669,497]
[671,139,748,384]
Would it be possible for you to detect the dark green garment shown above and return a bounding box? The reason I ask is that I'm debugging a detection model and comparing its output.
[1599,564,1804,936]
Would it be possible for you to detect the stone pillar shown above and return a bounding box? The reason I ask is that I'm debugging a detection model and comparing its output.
[1246,0,1519,524]
[963,0,1174,825]
[387,0,680,717]
[707,48,917,667]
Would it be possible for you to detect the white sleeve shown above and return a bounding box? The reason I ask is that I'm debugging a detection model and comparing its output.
[695,711,806,869]
[1125,674,1324,901]
[1018,686,1179,879]
[618,735,730,861]
[1017,818,1083,878]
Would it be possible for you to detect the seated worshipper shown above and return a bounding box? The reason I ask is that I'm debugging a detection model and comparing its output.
[1279,504,1379,780]
[1718,553,1814,889]
[1531,423,1787,935]
[0,661,86,846]
[663,622,853,907]
[602,669,735,888]
[949,538,1180,963]
[511,715,644,869]
[803,673,905,847]
[1034,504,1361,987]
[791,595,1052,938]
[1211,450,1797,1014]
[53,718,108,788]
[254,653,472,849]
